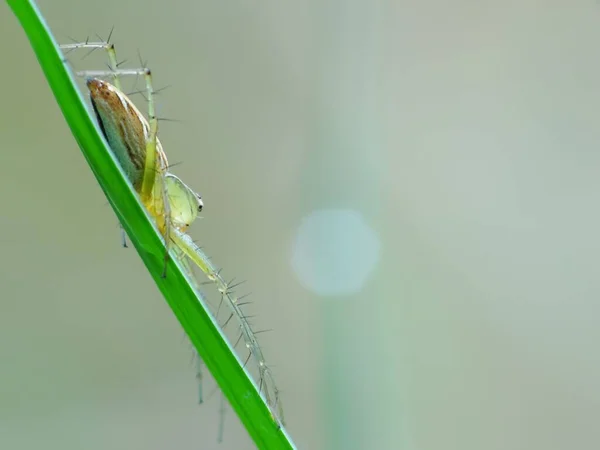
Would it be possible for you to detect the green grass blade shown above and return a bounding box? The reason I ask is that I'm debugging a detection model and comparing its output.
[6,1,295,448]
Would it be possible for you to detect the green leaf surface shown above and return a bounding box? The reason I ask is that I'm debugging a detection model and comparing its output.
[6,1,295,448]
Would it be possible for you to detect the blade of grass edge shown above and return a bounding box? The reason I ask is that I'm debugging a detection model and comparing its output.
[6,1,295,448]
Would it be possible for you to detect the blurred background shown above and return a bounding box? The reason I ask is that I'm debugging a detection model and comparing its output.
[2,0,600,449]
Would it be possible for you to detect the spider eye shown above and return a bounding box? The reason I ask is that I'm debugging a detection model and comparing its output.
[197,195,203,212]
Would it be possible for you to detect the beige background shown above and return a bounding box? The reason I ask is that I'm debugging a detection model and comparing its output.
[2,1,600,449]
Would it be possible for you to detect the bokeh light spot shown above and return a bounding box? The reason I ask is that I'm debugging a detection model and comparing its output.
[291,209,380,297]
